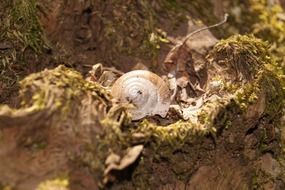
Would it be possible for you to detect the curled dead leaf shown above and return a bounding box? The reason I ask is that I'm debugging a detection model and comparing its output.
[104,145,144,183]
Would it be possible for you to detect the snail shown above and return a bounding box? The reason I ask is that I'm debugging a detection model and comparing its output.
[111,70,171,120]
[110,14,229,121]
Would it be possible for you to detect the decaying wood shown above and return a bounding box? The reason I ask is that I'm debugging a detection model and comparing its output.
[1,1,285,190]
[1,34,285,190]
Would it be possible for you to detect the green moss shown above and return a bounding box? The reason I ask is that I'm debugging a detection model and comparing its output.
[209,35,283,108]
[10,0,47,52]
[36,177,69,190]
[234,70,284,117]
[235,83,259,110]
[209,35,271,79]
[260,72,284,116]
[0,0,49,102]
[206,35,285,136]
[18,65,111,118]
[127,35,284,146]
[229,0,285,64]
[0,65,120,186]
[0,0,47,63]
[132,119,212,146]
[1,50,284,189]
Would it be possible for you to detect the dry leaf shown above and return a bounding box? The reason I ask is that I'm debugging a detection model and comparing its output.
[104,145,144,175]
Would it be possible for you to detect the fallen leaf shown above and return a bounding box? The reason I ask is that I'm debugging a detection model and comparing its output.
[104,145,144,175]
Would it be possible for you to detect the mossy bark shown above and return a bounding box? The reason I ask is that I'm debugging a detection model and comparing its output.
[1,1,285,190]
[0,34,285,190]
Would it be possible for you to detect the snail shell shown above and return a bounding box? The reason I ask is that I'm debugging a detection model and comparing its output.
[111,70,171,120]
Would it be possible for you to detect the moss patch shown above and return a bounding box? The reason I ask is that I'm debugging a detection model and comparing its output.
[36,177,69,190]
[228,0,285,64]
[209,35,271,80]
[0,0,49,103]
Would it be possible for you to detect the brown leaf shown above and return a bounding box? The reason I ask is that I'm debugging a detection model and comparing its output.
[163,26,218,102]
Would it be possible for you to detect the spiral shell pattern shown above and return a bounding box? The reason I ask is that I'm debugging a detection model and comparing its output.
[111,70,171,120]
